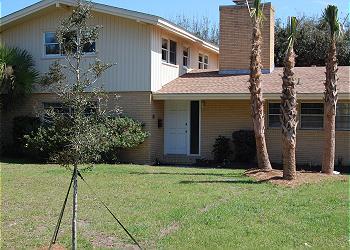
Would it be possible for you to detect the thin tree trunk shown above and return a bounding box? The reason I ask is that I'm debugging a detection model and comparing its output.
[249,19,272,171]
[322,40,338,174]
[281,46,297,180]
[72,164,78,250]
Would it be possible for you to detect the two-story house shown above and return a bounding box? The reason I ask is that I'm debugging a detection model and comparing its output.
[1,0,349,166]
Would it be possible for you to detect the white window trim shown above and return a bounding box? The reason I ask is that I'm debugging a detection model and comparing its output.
[336,102,350,131]
[43,31,62,58]
[42,31,97,59]
[198,53,209,69]
[299,102,324,130]
[267,101,281,129]
[183,47,190,68]
[161,38,169,63]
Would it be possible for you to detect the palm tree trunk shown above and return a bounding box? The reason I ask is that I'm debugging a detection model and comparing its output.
[72,164,78,250]
[322,40,338,174]
[249,19,272,171]
[281,46,297,180]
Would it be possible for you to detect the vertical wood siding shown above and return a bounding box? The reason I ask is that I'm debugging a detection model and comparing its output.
[150,26,219,92]
[0,8,151,92]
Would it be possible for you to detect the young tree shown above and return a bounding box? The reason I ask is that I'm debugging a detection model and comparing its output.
[248,0,272,170]
[281,17,298,180]
[30,1,118,248]
[322,5,342,174]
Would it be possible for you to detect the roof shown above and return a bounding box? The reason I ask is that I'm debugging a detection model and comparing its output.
[154,66,350,100]
[0,0,219,53]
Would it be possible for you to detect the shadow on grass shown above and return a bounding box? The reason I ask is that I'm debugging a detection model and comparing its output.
[129,171,244,178]
[179,179,260,184]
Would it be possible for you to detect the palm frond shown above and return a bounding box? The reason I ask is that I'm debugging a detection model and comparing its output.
[323,5,342,39]
[287,16,298,49]
[249,0,265,23]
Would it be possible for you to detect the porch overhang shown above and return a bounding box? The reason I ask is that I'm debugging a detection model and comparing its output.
[152,93,350,101]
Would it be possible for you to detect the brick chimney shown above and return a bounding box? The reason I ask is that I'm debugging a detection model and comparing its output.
[219,2,275,75]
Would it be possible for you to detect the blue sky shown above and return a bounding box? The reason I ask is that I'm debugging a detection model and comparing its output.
[1,0,349,23]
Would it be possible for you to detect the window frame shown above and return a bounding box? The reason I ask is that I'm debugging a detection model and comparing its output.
[299,102,324,130]
[198,53,209,69]
[161,38,169,63]
[336,102,350,131]
[43,31,96,58]
[183,47,190,68]
[267,102,281,129]
[161,38,177,65]
[43,32,62,57]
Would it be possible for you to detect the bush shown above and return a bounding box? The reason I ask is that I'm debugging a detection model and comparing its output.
[232,130,256,163]
[24,116,149,163]
[212,136,233,164]
[101,117,149,163]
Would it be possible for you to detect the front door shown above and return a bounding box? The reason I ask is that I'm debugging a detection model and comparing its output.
[164,101,188,155]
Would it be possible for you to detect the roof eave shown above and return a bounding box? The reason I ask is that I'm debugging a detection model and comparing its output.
[152,93,350,100]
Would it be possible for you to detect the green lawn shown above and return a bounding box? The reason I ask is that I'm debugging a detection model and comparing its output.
[1,162,349,249]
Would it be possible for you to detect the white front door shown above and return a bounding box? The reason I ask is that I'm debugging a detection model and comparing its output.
[164,101,188,155]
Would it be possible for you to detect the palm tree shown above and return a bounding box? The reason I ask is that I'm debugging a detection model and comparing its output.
[248,0,272,170]
[322,5,341,175]
[281,17,298,180]
[0,46,39,109]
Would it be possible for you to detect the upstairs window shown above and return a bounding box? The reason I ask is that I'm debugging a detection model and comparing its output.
[161,38,169,62]
[44,31,96,56]
[268,103,281,128]
[300,103,324,129]
[198,53,209,69]
[44,32,61,56]
[183,47,190,67]
[161,38,177,65]
[336,103,350,130]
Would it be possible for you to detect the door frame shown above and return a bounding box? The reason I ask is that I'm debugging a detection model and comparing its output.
[163,100,201,156]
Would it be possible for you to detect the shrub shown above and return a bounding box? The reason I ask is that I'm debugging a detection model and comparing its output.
[212,136,233,164]
[101,117,149,163]
[24,116,149,163]
[232,130,256,163]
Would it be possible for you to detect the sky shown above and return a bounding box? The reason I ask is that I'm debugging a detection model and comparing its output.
[0,0,349,23]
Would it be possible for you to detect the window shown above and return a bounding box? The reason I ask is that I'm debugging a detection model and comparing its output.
[183,47,190,67]
[268,103,281,128]
[336,103,350,130]
[44,32,61,56]
[44,31,96,56]
[169,40,177,64]
[161,38,177,65]
[161,38,168,62]
[198,53,208,69]
[300,103,324,129]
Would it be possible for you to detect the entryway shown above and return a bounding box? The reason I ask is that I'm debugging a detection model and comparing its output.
[164,100,200,156]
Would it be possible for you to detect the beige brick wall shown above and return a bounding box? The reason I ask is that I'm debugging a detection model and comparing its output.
[201,100,350,166]
[0,92,164,165]
[219,3,275,72]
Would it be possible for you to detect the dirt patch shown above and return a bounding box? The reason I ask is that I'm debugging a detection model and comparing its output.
[245,169,347,187]
[159,221,180,239]
[38,244,67,250]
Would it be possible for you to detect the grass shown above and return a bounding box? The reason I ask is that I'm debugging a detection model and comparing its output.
[1,161,349,249]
